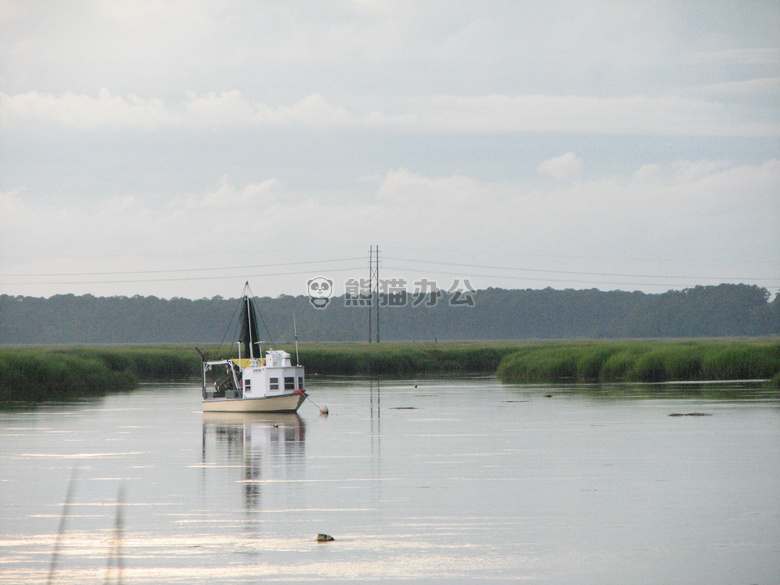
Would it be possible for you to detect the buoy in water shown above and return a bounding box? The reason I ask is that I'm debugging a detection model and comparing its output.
[307,395,329,415]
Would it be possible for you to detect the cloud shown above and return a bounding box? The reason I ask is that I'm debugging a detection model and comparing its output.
[0,90,354,131]
[697,77,780,98]
[686,48,780,66]
[537,152,584,179]
[195,178,281,209]
[375,168,489,206]
[183,92,354,128]
[0,89,169,130]
[404,94,778,136]
[181,91,256,128]
[2,89,777,136]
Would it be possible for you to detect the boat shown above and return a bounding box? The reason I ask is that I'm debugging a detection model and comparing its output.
[198,285,307,413]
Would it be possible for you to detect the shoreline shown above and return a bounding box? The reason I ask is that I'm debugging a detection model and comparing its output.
[1,339,778,404]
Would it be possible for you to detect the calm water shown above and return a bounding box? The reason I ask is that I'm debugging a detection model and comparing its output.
[0,377,778,584]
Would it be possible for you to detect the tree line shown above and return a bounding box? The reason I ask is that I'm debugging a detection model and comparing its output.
[1,284,778,345]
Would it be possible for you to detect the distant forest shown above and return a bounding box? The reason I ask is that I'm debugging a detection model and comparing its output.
[1,284,778,345]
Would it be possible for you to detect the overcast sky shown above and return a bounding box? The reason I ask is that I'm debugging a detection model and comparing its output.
[1,1,778,300]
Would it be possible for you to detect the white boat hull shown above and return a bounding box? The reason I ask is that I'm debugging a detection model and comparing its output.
[202,392,306,413]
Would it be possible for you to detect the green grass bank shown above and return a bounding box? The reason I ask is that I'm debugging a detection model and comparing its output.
[294,342,520,376]
[496,339,780,386]
[1,340,778,404]
[0,346,201,403]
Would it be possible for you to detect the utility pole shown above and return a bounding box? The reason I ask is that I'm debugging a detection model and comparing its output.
[368,245,381,343]
[368,246,373,343]
[375,244,380,343]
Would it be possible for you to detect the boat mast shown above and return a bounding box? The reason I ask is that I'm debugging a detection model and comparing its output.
[246,293,254,359]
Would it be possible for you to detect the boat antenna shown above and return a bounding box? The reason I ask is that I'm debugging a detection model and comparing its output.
[293,312,300,365]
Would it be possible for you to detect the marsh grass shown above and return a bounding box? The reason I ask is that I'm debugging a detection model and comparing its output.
[291,342,519,376]
[496,339,780,384]
[0,346,201,403]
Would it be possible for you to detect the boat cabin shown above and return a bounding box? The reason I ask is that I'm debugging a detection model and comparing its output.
[203,350,305,400]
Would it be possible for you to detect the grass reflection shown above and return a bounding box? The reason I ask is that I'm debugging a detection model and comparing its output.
[504,380,780,401]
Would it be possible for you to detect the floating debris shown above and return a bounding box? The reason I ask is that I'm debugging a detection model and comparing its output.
[317,533,335,542]
[668,413,713,417]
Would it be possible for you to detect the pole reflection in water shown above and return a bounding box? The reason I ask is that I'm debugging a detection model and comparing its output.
[202,413,305,516]
[369,378,380,453]
[369,379,382,513]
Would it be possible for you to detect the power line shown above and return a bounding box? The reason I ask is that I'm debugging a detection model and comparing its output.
[3,257,364,278]
[2,247,777,294]
[382,255,780,282]
[387,245,779,268]
[1,266,364,287]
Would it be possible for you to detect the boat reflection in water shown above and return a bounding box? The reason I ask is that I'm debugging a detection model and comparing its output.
[202,412,305,513]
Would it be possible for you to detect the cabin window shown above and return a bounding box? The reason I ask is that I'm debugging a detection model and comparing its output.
[270,377,279,390]
[284,376,295,390]
[244,380,251,391]
[298,376,304,389]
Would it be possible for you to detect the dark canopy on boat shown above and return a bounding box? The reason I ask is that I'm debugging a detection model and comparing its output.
[238,294,261,359]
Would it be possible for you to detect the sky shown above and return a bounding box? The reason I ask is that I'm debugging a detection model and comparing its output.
[1,1,779,300]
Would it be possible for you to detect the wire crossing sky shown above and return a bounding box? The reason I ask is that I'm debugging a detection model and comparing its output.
[1,1,778,299]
